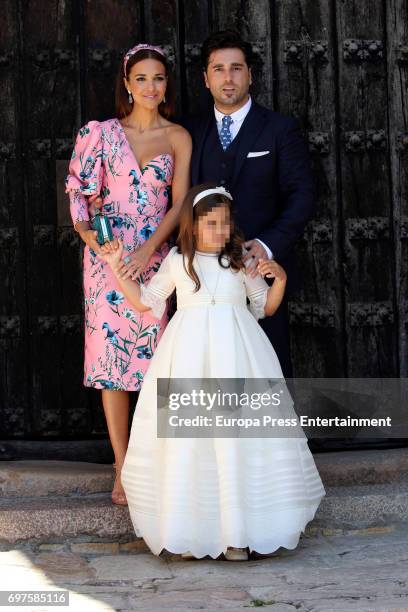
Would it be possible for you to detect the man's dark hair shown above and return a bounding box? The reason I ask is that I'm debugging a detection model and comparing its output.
[201,30,253,71]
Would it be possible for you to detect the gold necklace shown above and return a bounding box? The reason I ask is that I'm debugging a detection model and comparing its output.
[195,255,221,305]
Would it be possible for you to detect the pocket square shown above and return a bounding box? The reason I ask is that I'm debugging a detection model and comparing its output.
[247,151,270,158]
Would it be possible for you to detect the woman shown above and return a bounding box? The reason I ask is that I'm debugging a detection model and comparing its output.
[65,43,191,505]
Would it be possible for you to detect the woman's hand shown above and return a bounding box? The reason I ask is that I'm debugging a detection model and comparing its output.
[119,243,154,281]
[78,229,103,256]
[257,258,287,283]
[84,196,119,255]
[99,238,120,255]
[88,194,104,217]
[78,228,119,256]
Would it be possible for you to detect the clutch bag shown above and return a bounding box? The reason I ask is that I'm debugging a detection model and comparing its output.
[92,212,113,245]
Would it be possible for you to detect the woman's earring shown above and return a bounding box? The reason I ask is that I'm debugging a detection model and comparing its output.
[127,90,133,104]
[163,95,166,103]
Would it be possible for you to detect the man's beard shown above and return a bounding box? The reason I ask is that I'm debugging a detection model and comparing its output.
[215,90,247,106]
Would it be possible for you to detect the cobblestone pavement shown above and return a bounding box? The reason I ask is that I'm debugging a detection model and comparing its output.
[1,525,407,611]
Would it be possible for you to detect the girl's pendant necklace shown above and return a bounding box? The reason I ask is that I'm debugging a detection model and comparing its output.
[196,254,221,305]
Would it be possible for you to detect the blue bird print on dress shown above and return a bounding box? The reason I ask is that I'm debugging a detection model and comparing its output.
[102,322,120,345]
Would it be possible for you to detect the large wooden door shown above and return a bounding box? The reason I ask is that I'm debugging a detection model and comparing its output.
[0,0,406,451]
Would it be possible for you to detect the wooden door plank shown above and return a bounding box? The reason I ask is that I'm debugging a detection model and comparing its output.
[386,0,408,376]
[269,1,345,376]
[21,0,79,436]
[0,0,29,437]
[335,0,397,376]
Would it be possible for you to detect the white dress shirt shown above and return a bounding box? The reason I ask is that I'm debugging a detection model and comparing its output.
[214,95,273,259]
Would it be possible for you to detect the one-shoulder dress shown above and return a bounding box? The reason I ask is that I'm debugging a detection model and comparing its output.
[66,118,174,390]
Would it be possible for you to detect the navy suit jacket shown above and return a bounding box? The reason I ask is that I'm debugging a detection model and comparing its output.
[181,101,316,295]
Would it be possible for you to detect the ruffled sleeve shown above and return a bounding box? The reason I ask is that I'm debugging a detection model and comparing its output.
[242,252,269,321]
[65,121,104,227]
[139,247,177,319]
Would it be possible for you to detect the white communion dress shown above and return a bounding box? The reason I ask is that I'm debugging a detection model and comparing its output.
[120,246,326,558]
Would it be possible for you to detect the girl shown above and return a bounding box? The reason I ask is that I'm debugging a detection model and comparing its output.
[102,182,326,560]
[65,43,191,505]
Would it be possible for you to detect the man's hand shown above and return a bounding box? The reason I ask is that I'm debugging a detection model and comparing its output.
[243,239,270,278]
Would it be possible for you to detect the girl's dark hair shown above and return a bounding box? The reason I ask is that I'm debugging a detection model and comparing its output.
[176,182,245,292]
[201,30,253,71]
[115,49,175,119]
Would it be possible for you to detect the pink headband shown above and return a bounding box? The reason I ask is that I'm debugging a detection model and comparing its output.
[123,43,166,76]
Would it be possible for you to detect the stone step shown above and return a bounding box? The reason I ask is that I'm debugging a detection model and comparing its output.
[1,448,407,498]
[1,481,407,544]
[313,481,408,530]
[315,447,408,486]
[0,449,407,544]
[0,494,132,544]
[0,460,114,498]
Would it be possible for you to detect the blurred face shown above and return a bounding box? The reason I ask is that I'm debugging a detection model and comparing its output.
[195,204,232,251]
[124,58,167,111]
[203,48,252,113]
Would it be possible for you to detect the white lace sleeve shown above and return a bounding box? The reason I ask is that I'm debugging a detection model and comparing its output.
[242,250,269,321]
[139,247,177,319]
[246,285,269,320]
[139,284,168,319]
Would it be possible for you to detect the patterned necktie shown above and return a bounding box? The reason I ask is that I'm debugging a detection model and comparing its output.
[220,115,233,151]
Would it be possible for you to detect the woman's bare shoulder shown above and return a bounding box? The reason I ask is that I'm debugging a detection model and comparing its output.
[163,121,192,144]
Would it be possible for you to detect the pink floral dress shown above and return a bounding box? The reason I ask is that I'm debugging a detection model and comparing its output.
[66,118,173,391]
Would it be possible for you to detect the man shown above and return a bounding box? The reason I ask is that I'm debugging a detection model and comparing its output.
[182,30,316,378]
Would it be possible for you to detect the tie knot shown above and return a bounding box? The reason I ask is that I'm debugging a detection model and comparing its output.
[222,115,233,127]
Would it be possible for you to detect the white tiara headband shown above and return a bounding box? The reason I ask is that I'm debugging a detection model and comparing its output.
[192,186,233,207]
[123,43,166,76]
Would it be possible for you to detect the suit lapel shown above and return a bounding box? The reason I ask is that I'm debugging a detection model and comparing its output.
[230,103,267,187]
[191,112,214,185]
[191,102,268,186]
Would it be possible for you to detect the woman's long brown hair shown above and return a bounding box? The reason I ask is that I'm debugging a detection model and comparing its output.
[115,48,175,119]
[176,182,246,292]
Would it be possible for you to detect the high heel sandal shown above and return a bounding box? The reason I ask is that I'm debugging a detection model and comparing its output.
[111,463,128,506]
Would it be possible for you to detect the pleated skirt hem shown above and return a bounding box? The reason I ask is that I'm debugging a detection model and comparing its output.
[127,492,326,559]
